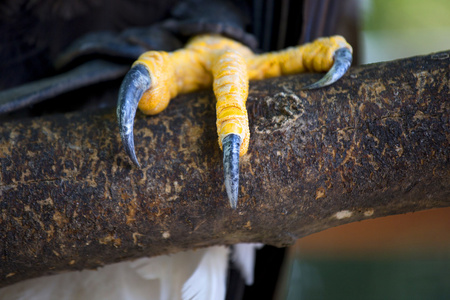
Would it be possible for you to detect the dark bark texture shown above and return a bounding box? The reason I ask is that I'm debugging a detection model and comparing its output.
[1,51,449,287]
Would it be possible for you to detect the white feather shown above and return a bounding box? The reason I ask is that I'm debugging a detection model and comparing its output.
[231,243,264,285]
[0,260,160,300]
[0,245,260,300]
[182,246,229,300]
[130,249,206,300]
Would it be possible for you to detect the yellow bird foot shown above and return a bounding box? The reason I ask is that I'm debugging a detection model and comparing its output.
[117,34,352,208]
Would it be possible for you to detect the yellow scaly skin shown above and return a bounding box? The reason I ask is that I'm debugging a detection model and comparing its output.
[212,50,249,156]
[133,34,352,156]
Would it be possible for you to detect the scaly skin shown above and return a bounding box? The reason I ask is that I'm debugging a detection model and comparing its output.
[133,34,352,155]
[247,36,352,79]
[119,34,352,207]
[213,50,249,156]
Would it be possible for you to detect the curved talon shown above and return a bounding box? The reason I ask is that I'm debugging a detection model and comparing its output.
[302,47,353,90]
[116,34,353,208]
[222,134,242,209]
[117,64,151,167]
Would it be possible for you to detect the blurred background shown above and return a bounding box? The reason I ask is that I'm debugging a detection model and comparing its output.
[275,208,450,300]
[361,0,450,63]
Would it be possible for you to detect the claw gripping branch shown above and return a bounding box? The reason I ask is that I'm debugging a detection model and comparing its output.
[117,34,352,208]
[212,50,249,207]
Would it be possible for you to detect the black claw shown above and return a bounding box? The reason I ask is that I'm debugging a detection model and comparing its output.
[222,134,242,209]
[117,64,151,167]
[303,47,353,90]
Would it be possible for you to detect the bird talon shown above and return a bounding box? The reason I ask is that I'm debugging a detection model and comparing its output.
[117,64,151,167]
[302,47,353,90]
[222,134,242,209]
[117,34,352,208]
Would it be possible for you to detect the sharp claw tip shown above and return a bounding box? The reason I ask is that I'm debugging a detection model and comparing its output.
[125,151,141,168]
[225,176,239,209]
[301,82,320,90]
[223,134,242,209]
[229,198,238,210]
[117,64,151,170]
[131,158,141,168]
[127,145,141,168]
[302,47,352,90]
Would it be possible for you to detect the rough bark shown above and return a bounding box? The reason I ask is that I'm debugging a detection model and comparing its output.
[0,51,449,287]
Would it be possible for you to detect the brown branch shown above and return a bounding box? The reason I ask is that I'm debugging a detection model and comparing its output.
[1,51,449,287]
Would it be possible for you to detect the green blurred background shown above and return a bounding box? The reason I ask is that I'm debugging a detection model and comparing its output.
[361,0,450,63]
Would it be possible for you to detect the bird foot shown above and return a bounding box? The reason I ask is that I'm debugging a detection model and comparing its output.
[117,34,353,208]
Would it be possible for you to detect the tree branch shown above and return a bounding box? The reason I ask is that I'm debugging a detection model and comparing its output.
[1,51,449,287]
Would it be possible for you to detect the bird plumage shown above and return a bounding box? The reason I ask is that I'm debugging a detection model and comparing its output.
[0,244,261,300]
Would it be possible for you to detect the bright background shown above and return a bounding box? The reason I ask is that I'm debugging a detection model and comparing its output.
[361,0,450,63]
